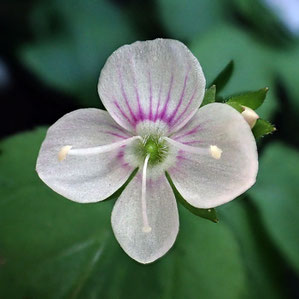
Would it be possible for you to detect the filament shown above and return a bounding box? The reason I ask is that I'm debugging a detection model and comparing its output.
[141,154,152,233]
[58,136,142,161]
[164,137,222,159]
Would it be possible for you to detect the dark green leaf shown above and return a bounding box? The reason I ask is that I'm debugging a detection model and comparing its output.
[165,172,218,223]
[201,85,216,107]
[227,87,269,110]
[252,118,276,139]
[210,60,234,93]
[277,41,299,111]
[0,128,246,299]
[248,142,299,275]
[18,0,138,107]
[219,199,286,299]
[157,0,226,40]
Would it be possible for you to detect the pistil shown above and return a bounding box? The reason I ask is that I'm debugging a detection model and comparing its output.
[141,154,151,233]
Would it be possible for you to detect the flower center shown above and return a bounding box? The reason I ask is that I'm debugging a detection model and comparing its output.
[140,136,169,165]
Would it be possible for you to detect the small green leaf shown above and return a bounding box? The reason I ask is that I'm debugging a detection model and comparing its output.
[190,25,278,119]
[201,85,216,107]
[210,60,234,93]
[226,101,244,113]
[165,172,218,223]
[227,87,269,110]
[252,118,276,139]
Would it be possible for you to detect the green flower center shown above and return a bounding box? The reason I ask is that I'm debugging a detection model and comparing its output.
[138,136,168,165]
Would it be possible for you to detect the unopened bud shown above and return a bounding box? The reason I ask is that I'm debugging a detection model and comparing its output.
[241,106,259,129]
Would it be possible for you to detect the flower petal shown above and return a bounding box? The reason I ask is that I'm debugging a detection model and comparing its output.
[111,174,179,264]
[98,38,206,134]
[169,103,258,208]
[36,108,135,203]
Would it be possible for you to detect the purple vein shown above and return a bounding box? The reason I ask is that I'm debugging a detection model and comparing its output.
[104,131,128,139]
[159,74,174,120]
[174,124,201,140]
[108,124,132,136]
[171,85,198,128]
[114,101,135,127]
[182,140,202,145]
[148,71,153,120]
[118,67,137,123]
[167,69,190,124]
[154,81,163,121]
[130,56,144,121]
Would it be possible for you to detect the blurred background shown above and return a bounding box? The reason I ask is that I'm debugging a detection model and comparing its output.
[0,0,298,298]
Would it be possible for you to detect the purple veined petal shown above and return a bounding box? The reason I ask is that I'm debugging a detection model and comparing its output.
[36,108,136,203]
[98,39,206,134]
[168,103,258,208]
[111,173,179,264]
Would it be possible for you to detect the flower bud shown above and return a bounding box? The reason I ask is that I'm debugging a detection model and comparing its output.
[241,106,259,129]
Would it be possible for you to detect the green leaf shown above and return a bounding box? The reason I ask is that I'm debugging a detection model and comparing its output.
[157,0,226,40]
[227,87,269,110]
[0,129,246,299]
[226,101,244,113]
[18,0,138,107]
[201,85,216,107]
[219,199,286,299]
[190,25,278,119]
[210,60,234,93]
[165,172,218,223]
[248,142,299,275]
[252,118,276,139]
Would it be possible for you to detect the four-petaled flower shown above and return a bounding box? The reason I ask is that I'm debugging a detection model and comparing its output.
[36,39,258,263]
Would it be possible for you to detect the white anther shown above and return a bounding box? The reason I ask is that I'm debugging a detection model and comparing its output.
[58,145,72,161]
[210,145,222,160]
[241,106,259,129]
[142,226,152,233]
[164,137,223,160]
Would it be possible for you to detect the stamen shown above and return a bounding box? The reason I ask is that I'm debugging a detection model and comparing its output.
[164,137,223,159]
[58,145,72,161]
[210,145,222,159]
[141,154,152,233]
[58,136,142,161]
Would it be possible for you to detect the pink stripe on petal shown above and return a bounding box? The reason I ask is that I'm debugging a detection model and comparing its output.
[118,68,137,122]
[148,71,153,120]
[104,131,128,139]
[108,124,132,136]
[174,124,201,140]
[130,56,144,121]
[171,85,198,128]
[182,140,202,145]
[168,68,190,124]
[114,101,135,127]
[154,82,163,121]
[159,74,174,120]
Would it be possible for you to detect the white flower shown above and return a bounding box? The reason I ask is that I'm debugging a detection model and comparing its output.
[36,39,258,264]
